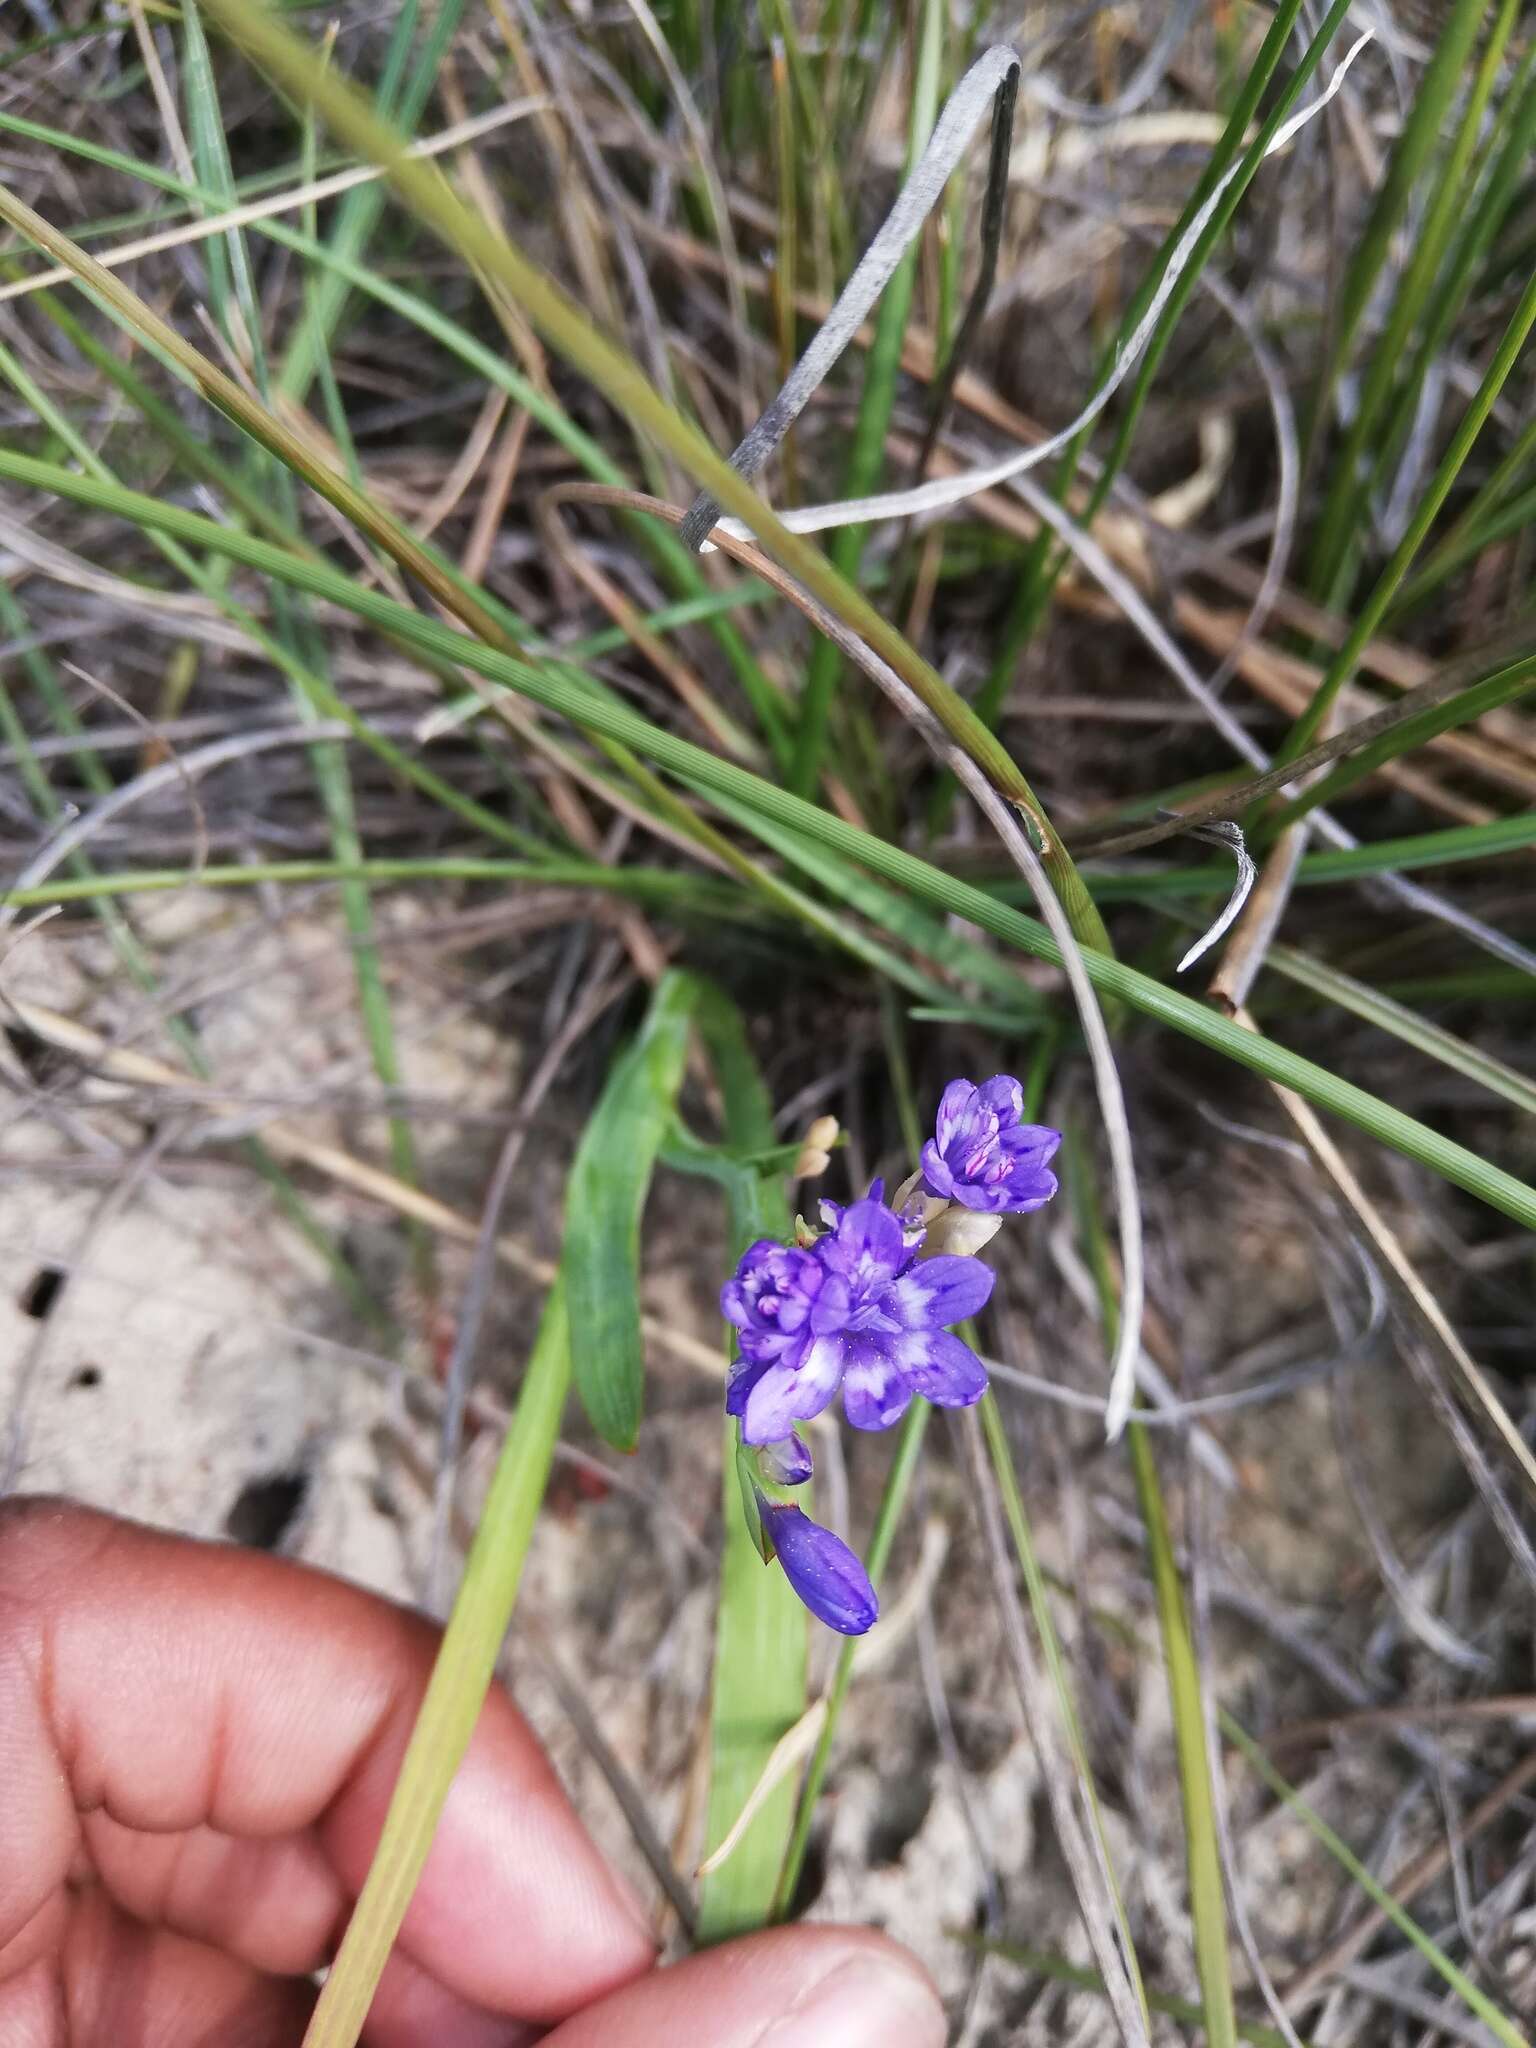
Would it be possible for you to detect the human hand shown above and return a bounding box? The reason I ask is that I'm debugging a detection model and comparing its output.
[0,1498,944,2047]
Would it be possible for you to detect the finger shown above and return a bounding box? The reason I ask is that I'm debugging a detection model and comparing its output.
[0,1498,653,2022]
[361,1946,539,2048]
[540,1927,946,2048]
[78,1813,337,1978]
[0,1888,315,2048]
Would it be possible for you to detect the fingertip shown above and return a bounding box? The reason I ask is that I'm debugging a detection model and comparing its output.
[540,1925,946,2048]
[362,1946,541,2048]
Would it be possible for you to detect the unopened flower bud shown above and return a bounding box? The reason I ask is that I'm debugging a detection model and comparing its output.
[793,1114,839,1179]
[758,1495,878,1635]
[922,1207,1003,1258]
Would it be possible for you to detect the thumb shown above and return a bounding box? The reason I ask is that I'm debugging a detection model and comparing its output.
[540,1926,944,2048]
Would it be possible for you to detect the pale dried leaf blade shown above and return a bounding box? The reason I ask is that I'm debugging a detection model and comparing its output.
[1174,820,1258,974]
[696,1703,827,1878]
[682,44,1021,549]
[710,33,1375,548]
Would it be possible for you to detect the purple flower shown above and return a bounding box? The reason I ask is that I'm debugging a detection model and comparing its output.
[724,1237,848,1446]
[722,1240,828,1364]
[760,1497,877,1635]
[921,1075,1061,1215]
[731,1196,992,1442]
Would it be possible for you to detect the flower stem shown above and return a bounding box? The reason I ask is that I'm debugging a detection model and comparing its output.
[771,1398,930,1917]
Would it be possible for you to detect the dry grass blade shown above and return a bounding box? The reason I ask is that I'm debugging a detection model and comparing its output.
[0,101,547,309]
[1233,1008,1536,1525]
[678,43,1022,548]
[704,35,1373,546]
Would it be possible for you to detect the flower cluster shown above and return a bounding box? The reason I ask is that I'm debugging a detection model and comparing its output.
[723,1076,1059,1636]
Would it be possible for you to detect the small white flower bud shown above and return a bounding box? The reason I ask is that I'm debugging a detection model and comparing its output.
[922,1207,1003,1258]
[793,1114,840,1179]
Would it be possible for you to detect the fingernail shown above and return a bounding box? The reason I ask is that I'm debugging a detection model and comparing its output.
[767,1954,945,2048]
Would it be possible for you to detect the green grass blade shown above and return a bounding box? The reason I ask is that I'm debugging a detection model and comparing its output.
[190,0,1111,955]
[1,451,1532,1228]
[303,1280,571,2048]
[564,973,697,1451]
[1307,0,1523,599]
[1222,1712,1530,2048]
[1274,653,1536,826]
[709,792,1047,1012]
[1282,264,1536,759]
[1263,945,1536,1120]
[1306,0,1490,460]
[1396,469,1536,612]
[1073,811,1536,901]
[970,0,1341,725]
[277,0,469,401]
[1127,1422,1236,2048]
[0,857,733,913]
[790,0,942,799]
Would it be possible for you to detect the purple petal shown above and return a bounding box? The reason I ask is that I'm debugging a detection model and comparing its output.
[816,1197,905,1282]
[999,1122,1061,1169]
[808,1269,852,1336]
[895,1328,989,1407]
[720,1275,754,1329]
[932,1078,976,1152]
[882,1254,994,1328]
[762,1501,878,1635]
[976,1074,1025,1126]
[725,1353,769,1417]
[740,1333,846,1444]
[721,1240,825,1351]
[1000,1166,1058,1214]
[841,1335,914,1432]
[943,1176,1017,1214]
[720,1237,782,1321]
[758,1432,814,1486]
[919,1137,955,1199]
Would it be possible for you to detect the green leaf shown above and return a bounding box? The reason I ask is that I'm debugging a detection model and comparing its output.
[565,972,697,1451]
[696,1004,807,1943]
[699,1413,807,1941]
